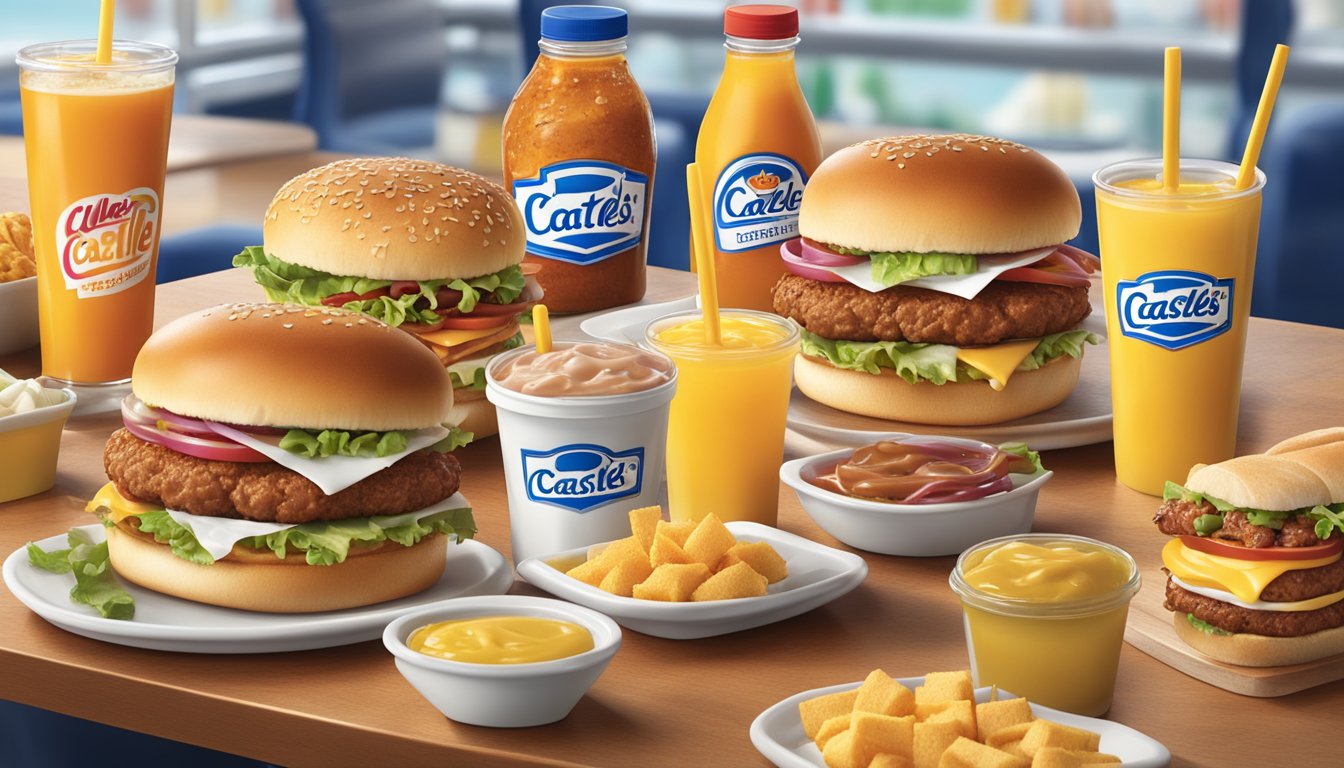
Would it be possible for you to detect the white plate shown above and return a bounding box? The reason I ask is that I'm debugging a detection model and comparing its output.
[750,677,1171,768]
[515,521,867,639]
[578,295,698,346]
[3,525,515,653]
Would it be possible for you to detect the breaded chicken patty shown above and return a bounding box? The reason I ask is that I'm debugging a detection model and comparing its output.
[771,274,1091,346]
[103,429,462,524]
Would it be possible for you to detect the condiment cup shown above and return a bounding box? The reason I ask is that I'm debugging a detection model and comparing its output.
[0,276,39,355]
[382,595,622,728]
[0,372,76,503]
[779,437,1052,557]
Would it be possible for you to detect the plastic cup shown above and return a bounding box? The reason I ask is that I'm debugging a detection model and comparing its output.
[485,343,676,563]
[18,40,176,389]
[646,309,799,526]
[949,534,1141,717]
[1094,158,1265,495]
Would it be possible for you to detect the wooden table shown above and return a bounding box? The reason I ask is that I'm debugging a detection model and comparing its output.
[2,267,1343,768]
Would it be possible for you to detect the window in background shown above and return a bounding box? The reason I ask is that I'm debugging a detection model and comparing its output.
[193,0,300,47]
[1,0,178,63]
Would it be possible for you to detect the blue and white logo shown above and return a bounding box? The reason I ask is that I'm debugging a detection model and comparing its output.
[512,160,648,265]
[712,153,808,253]
[521,443,643,512]
[1117,270,1235,350]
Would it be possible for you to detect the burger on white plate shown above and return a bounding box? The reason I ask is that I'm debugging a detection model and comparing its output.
[233,157,542,439]
[772,134,1100,426]
[81,303,476,614]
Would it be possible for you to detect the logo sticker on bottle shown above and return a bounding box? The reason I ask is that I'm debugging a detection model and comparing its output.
[512,160,647,265]
[57,187,160,298]
[1116,270,1234,350]
[712,153,807,253]
[521,443,644,512]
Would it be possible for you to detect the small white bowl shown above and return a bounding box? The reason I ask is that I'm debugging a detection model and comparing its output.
[780,437,1053,557]
[0,276,39,356]
[382,595,621,728]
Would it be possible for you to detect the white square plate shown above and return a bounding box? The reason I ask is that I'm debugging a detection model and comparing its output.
[516,521,867,639]
[750,677,1171,768]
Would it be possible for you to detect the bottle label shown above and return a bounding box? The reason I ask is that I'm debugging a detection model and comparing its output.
[521,443,644,512]
[712,153,808,253]
[1116,270,1234,350]
[56,187,159,298]
[512,160,648,265]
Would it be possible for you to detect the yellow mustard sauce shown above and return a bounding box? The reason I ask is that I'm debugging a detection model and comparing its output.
[407,616,594,664]
[961,540,1131,602]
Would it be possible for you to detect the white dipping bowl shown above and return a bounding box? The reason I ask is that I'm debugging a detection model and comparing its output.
[383,595,621,728]
[0,276,39,356]
[780,437,1053,557]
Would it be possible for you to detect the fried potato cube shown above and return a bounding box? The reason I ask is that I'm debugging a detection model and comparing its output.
[565,557,612,587]
[568,536,644,586]
[719,540,789,583]
[629,505,662,553]
[912,720,962,768]
[850,712,915,763]
[598,553,653,597]
[632,563,711,602]
[690,561,768,601]
[684,513,738,568]
[586,542,612,561]
[854,669,915,717]
[976,698,1033,741]
[1028,748,1118,768]
[936,737,1028,768]
[915,671,974,705]
[920,700,975,740]
[816,714,853,749]
[649,532,695,567]
[1018,721,1101,758]
[822,730,864,768]
[656,519,695,546]
[871,754,915,768]
[985,723,1033,754]
[801,689,860,740]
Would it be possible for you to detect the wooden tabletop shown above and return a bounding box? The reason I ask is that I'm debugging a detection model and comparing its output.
[2,267,1343,768]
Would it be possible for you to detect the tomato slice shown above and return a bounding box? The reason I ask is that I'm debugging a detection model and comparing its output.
[1179,534,1343,561]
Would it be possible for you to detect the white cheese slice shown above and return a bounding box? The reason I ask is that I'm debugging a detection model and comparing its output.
[165,492,470,561]
[823,247,1056,300]
[1171,574,1344,613]
[206,423,449,496]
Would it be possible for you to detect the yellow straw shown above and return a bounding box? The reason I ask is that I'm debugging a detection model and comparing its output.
[685,163,721,346]
[1237,44,1291,190]
[533,304,552,354]
[1162,47,1181,192]
[96,0,115,65]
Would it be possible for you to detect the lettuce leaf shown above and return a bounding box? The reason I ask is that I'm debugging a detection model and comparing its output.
[1164,482,1344,539]
[28,529,134,619]
[449,366,488,391]
[248,507,477,566]
[135,511,217,565]
[1187,613,1231,636]
[999,442,1046,475]
[428,425,474,453]
[278,428,410,458]
[798,328,1096,385]
[869,251,978,287]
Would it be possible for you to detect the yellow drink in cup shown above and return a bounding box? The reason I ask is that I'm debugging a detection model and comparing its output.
[18,40,176,386]
[647,310,799,525]
[1094,159,1265,495]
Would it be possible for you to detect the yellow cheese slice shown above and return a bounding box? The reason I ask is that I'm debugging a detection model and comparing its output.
[955,340,1039,391]
[86,481,162,522]
[414,324,509,349]
[1161,538,1341,604]
[1170,575,1344,612]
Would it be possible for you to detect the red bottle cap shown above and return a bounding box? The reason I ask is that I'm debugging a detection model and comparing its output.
[724,5,799,40]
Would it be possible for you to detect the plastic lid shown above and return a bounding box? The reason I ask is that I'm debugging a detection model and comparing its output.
[541,5,629,42]
[724,4,799,39]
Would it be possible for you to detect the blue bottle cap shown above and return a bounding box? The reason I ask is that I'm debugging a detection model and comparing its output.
[540,5,629,42]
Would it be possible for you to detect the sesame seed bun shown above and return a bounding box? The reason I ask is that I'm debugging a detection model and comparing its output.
[132,302,454,431]
[263,157,525,281]
[799,134,1081,254]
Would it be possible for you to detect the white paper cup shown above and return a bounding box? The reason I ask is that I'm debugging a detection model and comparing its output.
[486,343,676,563]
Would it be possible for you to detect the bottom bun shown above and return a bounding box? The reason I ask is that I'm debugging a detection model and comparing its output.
[448,389,497,439]
[1172,612,1344,667]
[106,525,446,613]
[794,352,1082,426]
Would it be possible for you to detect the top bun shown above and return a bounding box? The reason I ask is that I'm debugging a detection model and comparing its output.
[133,303,453,431]
[264,157,524,281]
[800,134,1080,255]
[1185,429,1344,510]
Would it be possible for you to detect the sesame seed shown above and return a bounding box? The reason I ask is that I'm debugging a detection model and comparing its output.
[283,323,294,329]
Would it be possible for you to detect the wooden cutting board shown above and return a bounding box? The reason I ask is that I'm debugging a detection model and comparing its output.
[1124,568,1344,697]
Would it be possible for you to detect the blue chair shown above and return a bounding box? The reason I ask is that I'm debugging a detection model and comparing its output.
[293,0,446,154]
[1226,0,1294,162]
[1250,103,1344,328]
[156,224,263,284]
[0,89,21,136]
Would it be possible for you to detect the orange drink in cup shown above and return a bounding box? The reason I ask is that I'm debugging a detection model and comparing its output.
[18,40,175,386]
